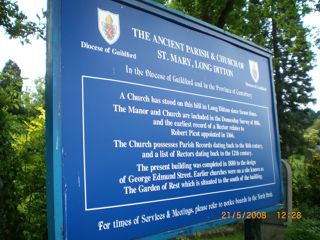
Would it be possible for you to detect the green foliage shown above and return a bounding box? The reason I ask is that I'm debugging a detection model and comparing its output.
[303,118,320,204]
[298,204,320,220]
[0,0,46,43]
[165,0,245,29]
[164,0,316,158]
[0,58,46,239]
[288,155,310,205]
[306,110,320,127]
[23,78,45,117]
[0,60,24,115]
[0,64,25,240]
[14,107,47,240]
[288,117,320,206]
[285,218,320,240]
[230,0,315,158]
[0,1,317,239]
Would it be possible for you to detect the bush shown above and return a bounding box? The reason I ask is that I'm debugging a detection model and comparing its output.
[298,204,320,220]
[285,218,320,240]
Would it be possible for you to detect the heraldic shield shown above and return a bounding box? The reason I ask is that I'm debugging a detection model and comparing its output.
[98,8,120,45]
[249,60,260,83]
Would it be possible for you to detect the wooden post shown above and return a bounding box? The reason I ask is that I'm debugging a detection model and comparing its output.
[244,219,261,240]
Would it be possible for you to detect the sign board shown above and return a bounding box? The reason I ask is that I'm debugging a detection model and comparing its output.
[46,0,283,239]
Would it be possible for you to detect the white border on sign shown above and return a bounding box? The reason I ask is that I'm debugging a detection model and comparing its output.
[81,75,277,211]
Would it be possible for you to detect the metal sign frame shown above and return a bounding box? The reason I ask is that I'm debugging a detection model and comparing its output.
[46,0,283,239]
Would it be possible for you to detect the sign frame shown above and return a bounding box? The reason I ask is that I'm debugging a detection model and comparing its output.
[46,0,283,239]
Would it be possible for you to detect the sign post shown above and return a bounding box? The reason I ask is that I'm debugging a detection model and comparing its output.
[46,0,283,239]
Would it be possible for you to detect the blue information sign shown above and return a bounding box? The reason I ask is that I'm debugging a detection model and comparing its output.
[47,0,282,239]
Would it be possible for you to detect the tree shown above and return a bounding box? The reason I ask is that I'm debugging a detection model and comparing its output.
[0,68,25,240]
[164,0,244,29]
[267,0,315,157]
[0,72,46,239]
[0,60,23,114]
[14,105,47,240]
[287,116,320,207]
[164,0,316,158]
[0,2,46,239]
[0,0,45,43]
[304,118,320,204]
[306,110,320,127]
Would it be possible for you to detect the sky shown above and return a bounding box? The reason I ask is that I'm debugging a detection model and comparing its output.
[0,0,46,91]
[304,11,320,111]
[0,0,319,111]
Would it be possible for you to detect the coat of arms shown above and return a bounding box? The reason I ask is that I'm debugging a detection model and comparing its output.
[249,60,259,83]
[98,8,120,45]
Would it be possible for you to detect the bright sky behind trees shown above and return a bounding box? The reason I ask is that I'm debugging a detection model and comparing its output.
[0,0,319,111]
